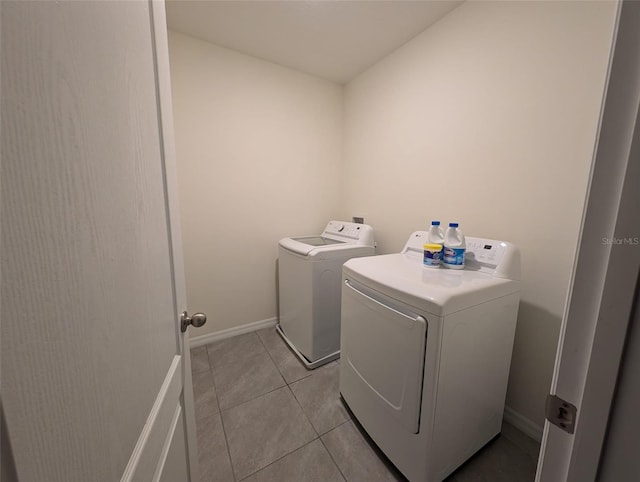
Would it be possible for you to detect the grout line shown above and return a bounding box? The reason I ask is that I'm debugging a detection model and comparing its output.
[206,333,287,412]
[345,416,408,481]
[197,330,346,480]
[216,411,238,482]
[197,332,533,482]
[286,368,316,385]
[204,335,296,480]
[324,417,352,435]
[206,364,237,482]
[205,331,261,371]
[287,384,321,438]
[256,327,289,381]
[256,326,317,385]
[236,437,322,481]
[189,346,211,375]
[319,427,348,482]
[204,343,212,370]
[218,384,288,413]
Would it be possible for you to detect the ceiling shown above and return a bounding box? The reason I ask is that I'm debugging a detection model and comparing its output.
[165,1,463,84]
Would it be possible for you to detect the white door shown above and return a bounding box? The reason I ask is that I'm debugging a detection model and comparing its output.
[535,1,640,480]
[1,1,200,481]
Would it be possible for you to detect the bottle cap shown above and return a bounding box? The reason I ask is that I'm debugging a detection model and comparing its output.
[449,222,459,227]
[431,221,441,226]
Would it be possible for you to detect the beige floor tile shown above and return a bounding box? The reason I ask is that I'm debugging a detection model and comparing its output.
[256,327,313,384]
[500,421,541,466]
[191,345,211,374]
[192,369,219,424]
[450,430,538,482]
[194,331,539,482]
[197,411,234,482]
[222,386,317,480]
[321,421,403,482]
[212,350,285,410]
[290,362,350,435]
[241,439,344,482]
[207,332,265,370]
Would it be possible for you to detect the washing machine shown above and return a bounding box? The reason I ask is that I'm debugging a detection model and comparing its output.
[340,231,521,482]
[277,220,375,368]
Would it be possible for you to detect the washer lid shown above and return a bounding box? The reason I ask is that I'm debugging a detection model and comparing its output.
[342,252,520,316]
[279,236,345,256]
[279,237,375,260]
[279,220,375,258]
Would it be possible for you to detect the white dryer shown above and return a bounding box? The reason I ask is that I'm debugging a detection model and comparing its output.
[277,221,375,369]
[340,231,521,482]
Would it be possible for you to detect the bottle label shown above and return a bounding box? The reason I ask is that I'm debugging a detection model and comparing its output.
[443,247,465,266]
[423,248,442,267]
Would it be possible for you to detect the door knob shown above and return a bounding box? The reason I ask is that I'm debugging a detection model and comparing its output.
[180,311,207,333]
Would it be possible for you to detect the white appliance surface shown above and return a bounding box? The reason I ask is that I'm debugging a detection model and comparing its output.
[277,220,375,368]
[343,233,520,316]
[279,220,375,258]
[340,231,521,482]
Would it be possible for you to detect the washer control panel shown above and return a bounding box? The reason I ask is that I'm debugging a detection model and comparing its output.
[323,221,375,246]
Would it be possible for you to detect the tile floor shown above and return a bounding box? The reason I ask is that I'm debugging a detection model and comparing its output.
[191,327,540,482]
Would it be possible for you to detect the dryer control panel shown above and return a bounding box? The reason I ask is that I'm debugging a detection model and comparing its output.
[465,238,503,266]
[402,232,520,281]
[464,237,519,280]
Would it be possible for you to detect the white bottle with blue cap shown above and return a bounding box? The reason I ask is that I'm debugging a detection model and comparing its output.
[443,222,466,269]
[427,220,445,245]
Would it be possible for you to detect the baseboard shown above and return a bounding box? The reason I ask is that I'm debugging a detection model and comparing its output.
[503,405,544,442]
[189,317,278,348]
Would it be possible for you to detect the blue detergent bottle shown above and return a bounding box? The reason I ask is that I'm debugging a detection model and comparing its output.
[443,222,466,269]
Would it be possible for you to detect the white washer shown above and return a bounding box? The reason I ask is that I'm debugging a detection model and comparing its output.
[340,231,521,482]
[277,220,375,369]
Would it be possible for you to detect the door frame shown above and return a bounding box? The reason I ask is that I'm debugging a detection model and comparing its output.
[536,1,640,480]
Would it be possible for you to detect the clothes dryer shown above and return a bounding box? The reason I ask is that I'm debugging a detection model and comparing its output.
[340,231,521,481]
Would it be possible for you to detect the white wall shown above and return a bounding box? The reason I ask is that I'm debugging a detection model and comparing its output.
[168,1,617,428]
[340,1,617,427]
[168,31,343,335]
